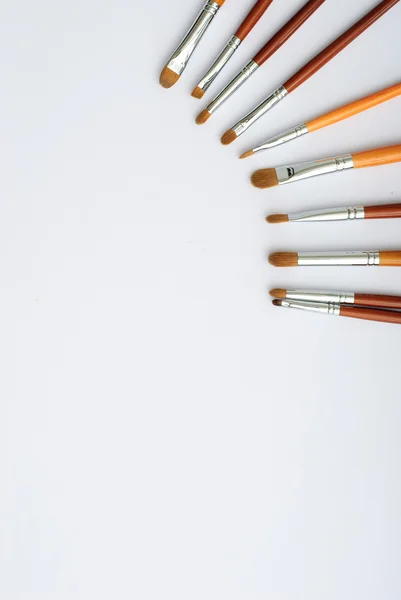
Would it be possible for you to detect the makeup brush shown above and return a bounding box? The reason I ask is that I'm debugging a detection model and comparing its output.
[195,0,325,123]
[192,0,275,99]
[240,81,401,158]
[269,288,401,309]
[220,0,400,143]
[268,251,401,267]
[272,299,401,325]
[251,144,401,189]
[160,0,226,89]
[266,203,401,223]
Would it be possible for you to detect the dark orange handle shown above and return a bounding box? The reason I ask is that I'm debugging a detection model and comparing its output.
[379,251,401,266]
[354,293,401,309]
[235,0,274,40]
[284,0,400,93]
[352,145,401,169]
[364,203,401,219]
[253,0,325,66]
[214,0,226,6]
[340,305,401,324]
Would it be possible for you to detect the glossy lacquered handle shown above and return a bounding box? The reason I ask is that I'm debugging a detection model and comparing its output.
[214,0,226,6]
[352,145,401,169]
[284,0,400,93]
[364,203,401,219]
[340,306,401,324]
[379,251,401,266]
[355,293,401,309]
[235,0,274,40]
[253,0,325,66]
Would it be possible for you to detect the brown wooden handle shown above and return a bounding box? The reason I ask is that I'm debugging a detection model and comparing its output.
[284,0,400,93]
[235,0,274,40]
[253,0,325,66]
[306,82,401,132]
[379,251,401,266]
[354,293,401,309]
[340,305,401,324]
[352,144,401,169]
[364,203,401,219]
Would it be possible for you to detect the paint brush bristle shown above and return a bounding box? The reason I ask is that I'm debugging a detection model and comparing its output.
[191,86,205,99]
[251,169,279,189]
[266,214,289,224]
[159,67,180,89]
[239,150,254,159]
[196,110,211,125]
[220,129,237,145]
[272,299,283,306]
[268,252,298,267]
[269,289,286,298]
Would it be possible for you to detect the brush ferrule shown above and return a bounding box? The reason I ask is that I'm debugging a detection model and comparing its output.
[288,205,365,222]
[232,86,288,137]
[167,1,221,76]
[284,290,355,304]
[206,60,259,114]
[253,124,308,153]
[297,251,380,266]
[276,155,354,186]
[197,36,241,93]
[280,299,341,316]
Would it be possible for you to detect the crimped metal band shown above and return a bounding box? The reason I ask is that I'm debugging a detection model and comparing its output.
[276,155,354,186]
[197,36,241,93]
[232,86,288,137]
[288,206,365,222]
[280,299,341,316]
[284,290,355,303]
[206,60,259,114]
[253,124,308,153]
[297,251,380,266]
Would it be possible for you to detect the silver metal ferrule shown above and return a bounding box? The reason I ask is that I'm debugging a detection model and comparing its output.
[206,60,259,114]
[284,289,355,304]
[252,124,308,154]
[232,86,288,137]
[297,251,380,266]
[197,35,241,94]
[276,155,354,186]
[279,299,341,317]
[167,1,221,76]
[288,205,365,222]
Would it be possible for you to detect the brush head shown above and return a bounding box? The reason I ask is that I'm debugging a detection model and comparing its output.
[272,299,283,307]
[268,252,298,267]
[251,169,279,189]
[191,86,205,100]
[239,150,254,160]
[220,129,237,145]
[195,109,211,125]
[159,67,180,89]
[269,289,286,298]
[266,214,289,224]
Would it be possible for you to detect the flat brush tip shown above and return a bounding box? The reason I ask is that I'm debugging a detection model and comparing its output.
[266,214,289,224]
[239,150,254,159]
[191,86,205,100]
[268,252,298,267]
[269,289,286,298]
[251,169,279,189]
[272,299,282,307]
[159,67,180,89]
[220,129,237,145]
[195,109,211,125]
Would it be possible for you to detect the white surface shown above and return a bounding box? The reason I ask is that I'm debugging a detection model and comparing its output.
[1,0,401,598]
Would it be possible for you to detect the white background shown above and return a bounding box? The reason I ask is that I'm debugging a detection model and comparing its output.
[1,0,401,598]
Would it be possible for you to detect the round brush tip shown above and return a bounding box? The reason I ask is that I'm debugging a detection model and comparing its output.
[251,169,279,189]
[272,299,282,307]
[266,214,289,224]
[195,109,211,125]
[239,150,254,160]
[191,86,205,100]
[220,129,237,146]
[159,67,180,89]
[269,289,286,299]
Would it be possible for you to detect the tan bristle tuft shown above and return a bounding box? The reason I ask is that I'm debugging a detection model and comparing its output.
[191,86,205,100]
[196,110,211,125]
[159,67,180,89]
[266,214,289,224]
[239,150,254,160]
[272,299,283,307]
[269,289,286,299]
[251,169,279,189]
[268,252,298,267]
[220,129,237,145]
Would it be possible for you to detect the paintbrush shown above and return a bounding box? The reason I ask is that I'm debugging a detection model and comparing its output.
[268,251,401,267]
[220,0,400,144]
[192,0,275,99]
[269,288,401,309]
[251,144,401,189]
[160,0,226,89]
[240,81,401,158]
[195,0,325,122]
[266,202,401,223]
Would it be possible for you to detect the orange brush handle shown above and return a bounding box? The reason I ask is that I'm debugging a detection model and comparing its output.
[364,204,401,219]
[235,0,274,40]
[214,0,226,5]
[379,252,401,266]
[352,144,401,168]
[306,82,401,132]
[340,306,401,324]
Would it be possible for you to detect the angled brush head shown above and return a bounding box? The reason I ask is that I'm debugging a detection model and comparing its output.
[268,252,298,267]
[251,169,279,189]
[272,299,283,306]
[266,214,289,224]
[192,86,205,100]
[269,289,286,298]
[221,129,237,145]
[159,67,180,89]
[239,150,254,159]
[196,109,211,125]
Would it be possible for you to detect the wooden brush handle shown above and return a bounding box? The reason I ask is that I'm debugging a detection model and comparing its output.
[213,0,226,6]
[379,251,401,266]
[284,0,400,93]
[340,305,401,325]
[253,0,325,66]
[235,0,274,40]
[354,293,401,309]
[364,203,401,219]
[352,145,401,169]
[306,82,401,132]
